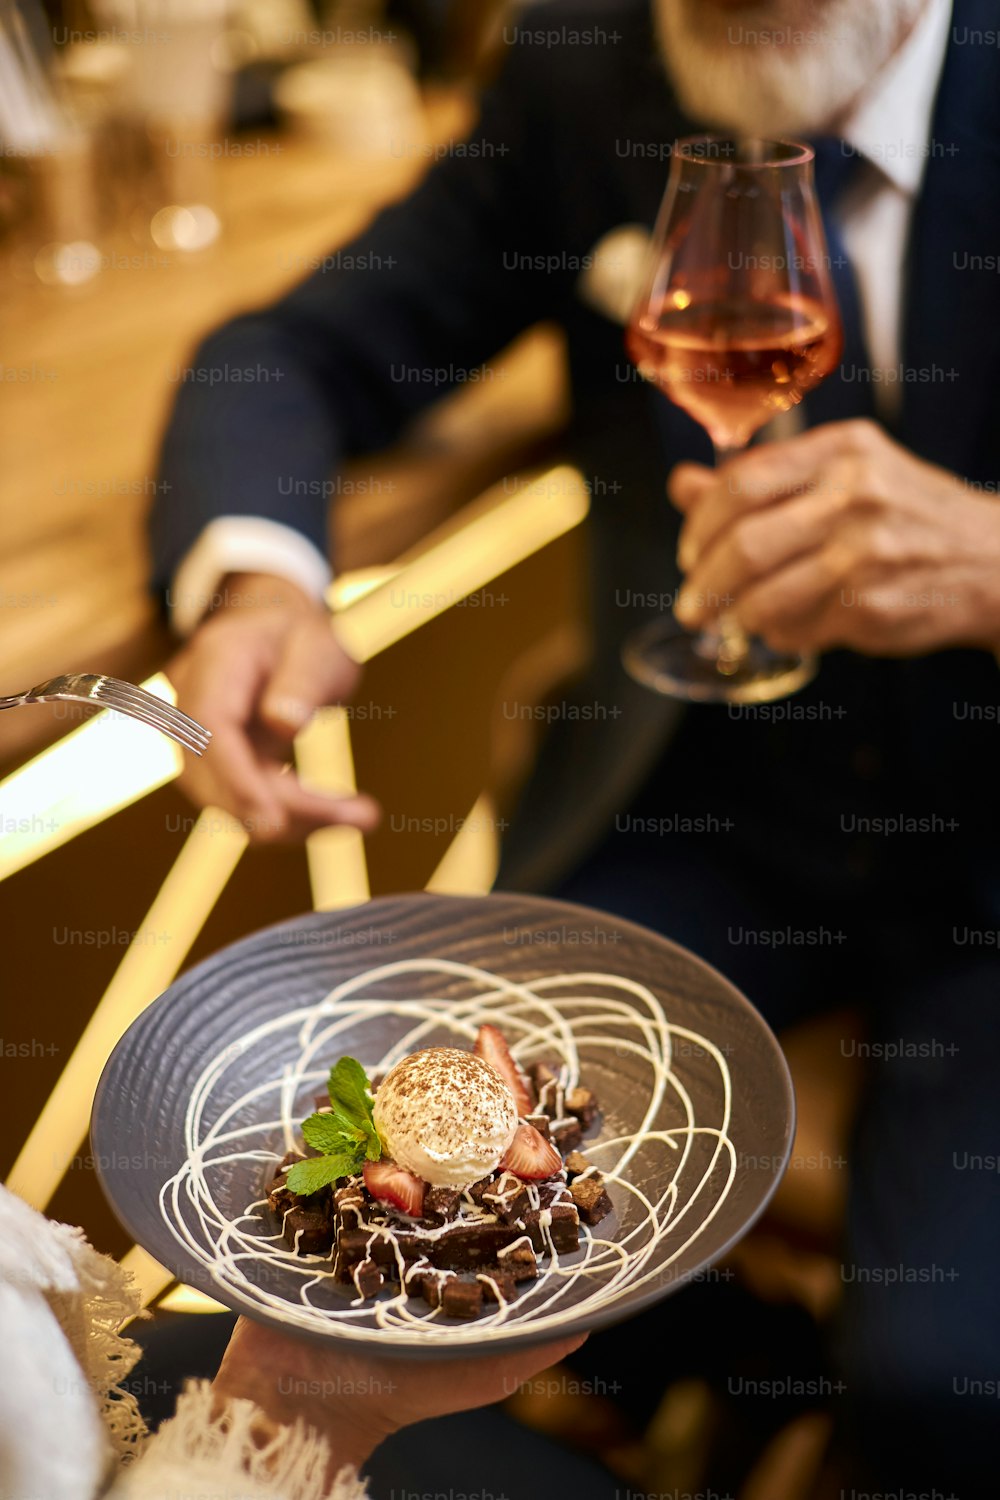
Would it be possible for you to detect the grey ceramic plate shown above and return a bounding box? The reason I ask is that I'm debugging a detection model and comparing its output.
[92,892,794,1356]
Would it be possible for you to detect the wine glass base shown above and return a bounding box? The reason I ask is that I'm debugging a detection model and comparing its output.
[623,618,817,704]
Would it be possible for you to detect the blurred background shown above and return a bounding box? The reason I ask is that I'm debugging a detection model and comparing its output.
[1,0,582,1221]
[0,4,858,1496]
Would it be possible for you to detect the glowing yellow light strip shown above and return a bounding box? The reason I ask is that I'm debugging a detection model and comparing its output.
[5,808,247,1208]
[327,565,399,611]
[119,1245,178,1316]
[297,707,371,911]
[120,1248,226,1317]
[333,466,590,663]
[0,674,183,882]
[425,791,500,895]
[156,1281,227,1315]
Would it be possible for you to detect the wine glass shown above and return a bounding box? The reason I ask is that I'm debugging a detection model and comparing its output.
[623,136,843,703]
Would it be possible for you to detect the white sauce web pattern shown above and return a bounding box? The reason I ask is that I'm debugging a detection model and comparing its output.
[159,959,737,1345]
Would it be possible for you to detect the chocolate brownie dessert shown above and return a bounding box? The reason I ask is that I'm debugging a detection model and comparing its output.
[266,1025,613,1320]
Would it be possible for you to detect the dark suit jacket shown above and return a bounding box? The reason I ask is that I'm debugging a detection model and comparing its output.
[151,0,1000,891]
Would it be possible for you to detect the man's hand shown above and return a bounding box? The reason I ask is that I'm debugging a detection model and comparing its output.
[212,1315,587,1480]
[166,572,380,842]
[670,420,1000,656]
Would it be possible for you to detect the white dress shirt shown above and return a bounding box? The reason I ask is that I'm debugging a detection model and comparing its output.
[170,514,334,633]
[170,0,954,635]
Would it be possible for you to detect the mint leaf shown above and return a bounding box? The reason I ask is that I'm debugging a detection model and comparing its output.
[301,1111,365,1155]
[286,1058,383,1197]
[286,1153,357,1195]
[327,1056,375,1130]
[324,1056,383,1161]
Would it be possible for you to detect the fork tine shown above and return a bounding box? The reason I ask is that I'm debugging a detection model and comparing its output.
[94,679,212,741]
[93,691,210,746]
[91,684,211,752]
[98,676,211,737]
[143,722,208,755]
[98,703,208,753]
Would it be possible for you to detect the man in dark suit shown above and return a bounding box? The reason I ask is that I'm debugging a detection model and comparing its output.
[152,1,1000,1492]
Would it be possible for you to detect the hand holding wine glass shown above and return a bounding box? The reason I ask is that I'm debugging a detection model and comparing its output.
[668,419,1000,659]
[624,135,843,703]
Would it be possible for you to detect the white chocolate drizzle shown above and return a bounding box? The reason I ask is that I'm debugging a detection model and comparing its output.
[158,959,737,1347]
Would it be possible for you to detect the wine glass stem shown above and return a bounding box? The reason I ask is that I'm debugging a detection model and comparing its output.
[692,440,751,673]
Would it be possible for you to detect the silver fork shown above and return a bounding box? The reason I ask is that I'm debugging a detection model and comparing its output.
[0,673,211,756]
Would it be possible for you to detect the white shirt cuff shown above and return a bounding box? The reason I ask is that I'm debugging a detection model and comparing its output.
[168,516,332,635]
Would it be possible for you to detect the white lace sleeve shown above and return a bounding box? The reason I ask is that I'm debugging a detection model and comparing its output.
[0,1185,146,1499]
[106,1381,369,1500]
[0,1188,367,1500]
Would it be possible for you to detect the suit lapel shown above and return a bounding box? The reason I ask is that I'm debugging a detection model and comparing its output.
[899,0,1000,479]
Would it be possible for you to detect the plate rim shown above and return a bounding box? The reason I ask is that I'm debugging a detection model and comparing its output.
[91,890,796,1356]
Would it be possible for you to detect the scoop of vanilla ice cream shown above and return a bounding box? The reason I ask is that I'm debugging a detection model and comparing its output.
[373,1046,519,1189]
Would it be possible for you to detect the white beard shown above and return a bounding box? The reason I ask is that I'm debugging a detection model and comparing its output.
[653,0,927,138]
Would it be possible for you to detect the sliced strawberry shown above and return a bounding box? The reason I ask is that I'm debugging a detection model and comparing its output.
[500,1123,562,1181]
[474,1024,534,1116]
[363,1160,426,1216]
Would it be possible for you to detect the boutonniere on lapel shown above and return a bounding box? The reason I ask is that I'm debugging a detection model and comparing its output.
[576,224,652,325]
